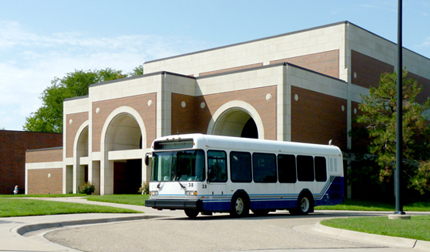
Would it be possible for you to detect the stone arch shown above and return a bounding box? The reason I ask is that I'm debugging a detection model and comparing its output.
[71,121,89,194]
[101,106,147,151]
[207,100,264,139]
[99,106,147,195]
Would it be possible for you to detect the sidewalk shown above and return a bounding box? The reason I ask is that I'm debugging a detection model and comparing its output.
[0,197,175,252]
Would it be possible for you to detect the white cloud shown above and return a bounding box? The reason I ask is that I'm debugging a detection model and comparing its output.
[0,21,211,130]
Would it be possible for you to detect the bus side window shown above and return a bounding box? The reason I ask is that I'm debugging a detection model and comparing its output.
[230,151,252,182]
[278,154,297,183]
[297,155,314,181]
[253,153,277,183]
[207,150,227,182]
[315,156,327,182]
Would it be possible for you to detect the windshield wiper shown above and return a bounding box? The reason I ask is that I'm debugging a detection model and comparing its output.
[177,181,186,189]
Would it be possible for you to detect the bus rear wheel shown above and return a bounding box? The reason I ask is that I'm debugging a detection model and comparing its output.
[184,209,199,219]
[289,192,313,215]
[230,193,249,217]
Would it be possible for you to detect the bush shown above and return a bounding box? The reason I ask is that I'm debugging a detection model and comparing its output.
[80,182,95,195]
[138,181,149,195]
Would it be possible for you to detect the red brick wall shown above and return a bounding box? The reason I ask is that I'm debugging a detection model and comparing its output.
[195,86,278,140]
[350,101,370,153]
[171,93,196,134]
[65,112,88,158]
[27,168,62,194]
[407,72,430,104]
[291,86,347,150]
[0,131,62,194]
[271,50,340,78]
[351,50,394,88]
[26,148,63,163]
[92,93,157,152]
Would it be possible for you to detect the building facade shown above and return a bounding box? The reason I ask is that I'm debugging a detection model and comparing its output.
[0,130,62,194]
[25,21,430,195]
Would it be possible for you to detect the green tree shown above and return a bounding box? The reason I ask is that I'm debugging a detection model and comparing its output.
[130,65,143,76]
[356,69,430,194]
[24,68,128,133]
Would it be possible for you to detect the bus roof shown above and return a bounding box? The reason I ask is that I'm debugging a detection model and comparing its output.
[153,134,342,157]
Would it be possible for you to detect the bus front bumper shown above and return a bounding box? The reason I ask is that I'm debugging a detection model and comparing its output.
[145,199,202,210]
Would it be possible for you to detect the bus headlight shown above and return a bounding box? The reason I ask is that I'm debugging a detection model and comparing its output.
[150,191,159,196]
[185,191,197,196]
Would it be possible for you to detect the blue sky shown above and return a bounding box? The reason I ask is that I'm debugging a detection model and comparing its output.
[1,0,429,131]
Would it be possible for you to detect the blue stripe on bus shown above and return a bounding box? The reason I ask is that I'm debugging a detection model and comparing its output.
[155,176,344,212]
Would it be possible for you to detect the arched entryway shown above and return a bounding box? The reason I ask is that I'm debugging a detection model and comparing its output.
[69,123,89,194]
[207,101,264,139]
[100,107,147,195]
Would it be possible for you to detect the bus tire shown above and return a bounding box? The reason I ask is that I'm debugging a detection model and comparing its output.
[290,191,313,215]
[184,209,199,219]
[230,192,249,217]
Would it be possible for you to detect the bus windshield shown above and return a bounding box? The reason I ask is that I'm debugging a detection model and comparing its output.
[151,150,205,182]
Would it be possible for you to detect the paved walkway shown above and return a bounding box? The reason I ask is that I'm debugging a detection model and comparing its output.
[1,197,429,252]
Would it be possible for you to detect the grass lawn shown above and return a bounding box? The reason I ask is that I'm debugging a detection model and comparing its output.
[0,193,86,198]
[315,199,430,212]
[0,198,141,217]
[321,215,430,242]
[86,194,149,205]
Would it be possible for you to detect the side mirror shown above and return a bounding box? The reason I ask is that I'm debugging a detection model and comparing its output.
[144,153,151,166]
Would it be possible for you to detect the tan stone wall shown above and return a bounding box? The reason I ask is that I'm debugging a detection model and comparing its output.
[171,93,196,134]
[200,63,264,77]
[27,168,62,194]
[270,50,340,78]
[195,86,278,140]
[92,93,157,152]
[291,86,347,149]
[65,112,89,158]
[26,148,63,163]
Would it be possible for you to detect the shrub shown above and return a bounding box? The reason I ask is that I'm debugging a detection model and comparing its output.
[138,181,149,195]
[80,182,95,195]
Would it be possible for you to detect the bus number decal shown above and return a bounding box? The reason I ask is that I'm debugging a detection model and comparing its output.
[202,184,207,189]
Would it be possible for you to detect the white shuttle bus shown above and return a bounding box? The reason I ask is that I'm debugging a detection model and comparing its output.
[145,134,344,218]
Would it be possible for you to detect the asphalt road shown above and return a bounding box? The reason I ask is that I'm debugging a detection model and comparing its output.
[43,210,413,252]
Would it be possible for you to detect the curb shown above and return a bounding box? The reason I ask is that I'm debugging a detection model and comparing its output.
[314,222,430,251]
[14,214,158,236]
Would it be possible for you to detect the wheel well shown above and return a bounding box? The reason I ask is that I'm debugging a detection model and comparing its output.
[298,189,314,212]
[232,190,250,204]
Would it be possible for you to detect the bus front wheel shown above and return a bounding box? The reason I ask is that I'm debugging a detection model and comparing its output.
[230,193,249,217]
[184,209,199,219]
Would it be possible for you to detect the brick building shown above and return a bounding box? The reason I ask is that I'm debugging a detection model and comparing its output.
[25,21,430,195]
[0,130,62,194]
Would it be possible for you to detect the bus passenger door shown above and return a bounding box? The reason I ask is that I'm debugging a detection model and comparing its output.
[207,150,228,200]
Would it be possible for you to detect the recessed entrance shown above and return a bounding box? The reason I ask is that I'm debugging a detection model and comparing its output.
[104,112,144,194]
[114,159,142,194]
[241,118,258,139]
[212,108,259,139]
